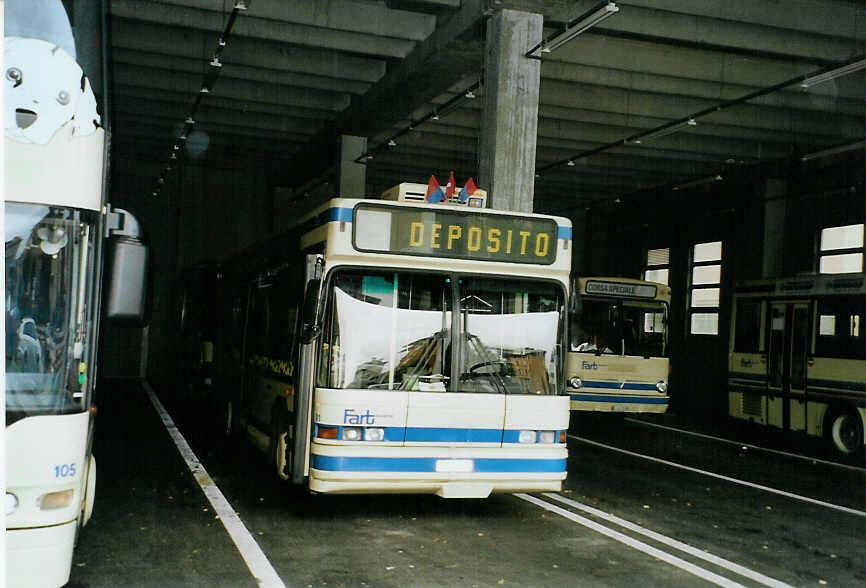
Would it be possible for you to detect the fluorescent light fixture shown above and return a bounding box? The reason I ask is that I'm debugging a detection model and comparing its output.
[673,174,722,191]
[527,2,619,57]
[801,58,866,88]
[800,139,866,162]
[628,118,697,145]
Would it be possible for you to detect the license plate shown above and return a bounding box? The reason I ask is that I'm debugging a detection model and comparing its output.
[435,459,473,473]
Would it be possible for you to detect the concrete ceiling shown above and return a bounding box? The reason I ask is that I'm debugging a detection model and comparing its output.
[107,0,866,216]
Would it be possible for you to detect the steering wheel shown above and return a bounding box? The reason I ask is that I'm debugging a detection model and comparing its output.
[468,359,510,375]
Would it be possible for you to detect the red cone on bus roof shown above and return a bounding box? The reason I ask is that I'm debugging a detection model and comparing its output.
[444,171,456,202]
[425,174,445,203]
[459,177,477,203]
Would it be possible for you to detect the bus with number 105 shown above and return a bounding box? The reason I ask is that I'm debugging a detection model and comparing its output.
[5,2,148,586]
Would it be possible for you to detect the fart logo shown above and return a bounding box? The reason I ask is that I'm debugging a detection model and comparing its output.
[344,409,376,425]
[582,361,599,370]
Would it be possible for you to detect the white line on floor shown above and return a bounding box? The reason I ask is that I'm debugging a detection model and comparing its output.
[625,417,866,474]
[515,493,747,588]
[144,382,286,588]
[570,434,866,518]
[542,493,793,588]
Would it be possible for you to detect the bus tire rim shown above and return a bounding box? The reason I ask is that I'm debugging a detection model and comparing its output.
[830,412,861,455]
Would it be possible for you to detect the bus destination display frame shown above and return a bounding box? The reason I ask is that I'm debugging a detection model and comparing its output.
[353,202,559,265]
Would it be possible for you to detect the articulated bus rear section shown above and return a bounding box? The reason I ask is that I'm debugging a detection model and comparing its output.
[199,186,574,497]
[567,277,671,415]
[728,274,866,457]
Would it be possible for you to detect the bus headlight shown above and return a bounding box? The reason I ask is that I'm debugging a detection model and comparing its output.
[656,381,667,393]
[37,489,74,510]
[538,431,556,444]
[5,493,18,515]
[363,427,385,441]
[568,377,582,389]
[518,430,537,444]
[342,427,362,441]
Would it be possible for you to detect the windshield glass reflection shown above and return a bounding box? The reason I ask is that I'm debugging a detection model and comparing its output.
[5,203,95,417]
[318,270,565,395]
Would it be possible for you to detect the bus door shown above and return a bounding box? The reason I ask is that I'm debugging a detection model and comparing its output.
[291,254,323,484]
[766,302,810,431]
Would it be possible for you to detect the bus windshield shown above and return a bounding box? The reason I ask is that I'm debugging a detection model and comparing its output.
[5,203,97,419]
[318,270,565,395]
[572,298,668,357]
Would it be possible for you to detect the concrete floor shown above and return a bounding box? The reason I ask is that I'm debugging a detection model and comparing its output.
[67,381,866,587]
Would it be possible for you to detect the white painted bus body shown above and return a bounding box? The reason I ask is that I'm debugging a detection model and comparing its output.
[228,197,573,498]
[5,25,106,588]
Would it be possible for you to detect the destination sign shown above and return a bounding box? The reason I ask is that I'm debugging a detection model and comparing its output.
[585,280,658,299]
[353,203,558,264]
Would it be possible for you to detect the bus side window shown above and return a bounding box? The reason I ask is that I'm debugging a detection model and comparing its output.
[273,269,301,361]
[816,296,864,359]
[734,301,761,353]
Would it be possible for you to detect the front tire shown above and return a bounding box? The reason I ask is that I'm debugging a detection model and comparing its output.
[827,409,863,456]
[270,411,292,482]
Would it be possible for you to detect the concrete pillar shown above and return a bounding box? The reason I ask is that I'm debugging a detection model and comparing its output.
[338,135,368,198]
[761,179,787,279]
[478,9,542,213]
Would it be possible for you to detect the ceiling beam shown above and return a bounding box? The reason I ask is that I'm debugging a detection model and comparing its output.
[113,64,351,111]
[112,48,373,95]
[110,0,418,58]
[111,19,386,83]
[151,0,436,41]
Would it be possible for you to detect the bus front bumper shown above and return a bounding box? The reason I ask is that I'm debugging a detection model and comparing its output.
[5,520,76,588]
[308,443,567,497]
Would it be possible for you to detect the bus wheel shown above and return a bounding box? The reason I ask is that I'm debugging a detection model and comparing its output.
[828,410,863,456]
[270,411,291,482]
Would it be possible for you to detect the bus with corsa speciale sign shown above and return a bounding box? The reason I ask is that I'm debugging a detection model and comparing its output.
[567,277,671,415]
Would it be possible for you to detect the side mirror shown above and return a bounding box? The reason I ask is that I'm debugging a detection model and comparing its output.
[103,208,149,326]
[300,278,321,343]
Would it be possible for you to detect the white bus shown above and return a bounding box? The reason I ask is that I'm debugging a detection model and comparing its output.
[728,274,865,457]
[206,183,573,498]
[4,3,148,587]
[567,277,671,414]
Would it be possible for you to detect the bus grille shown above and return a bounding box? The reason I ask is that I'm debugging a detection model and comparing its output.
[741,393,762,417]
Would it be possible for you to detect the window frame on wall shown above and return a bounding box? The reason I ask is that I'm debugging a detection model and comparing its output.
[688,240,723,336]
[817,223,864,274]
[643,247,670,285]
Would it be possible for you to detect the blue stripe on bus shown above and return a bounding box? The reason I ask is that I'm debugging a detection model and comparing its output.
[570,394,668,405]
[405,427,502,443]
[579,380,659,391]
[325,207,353,223]
[557,226,572,240]
[310,455,566,473]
